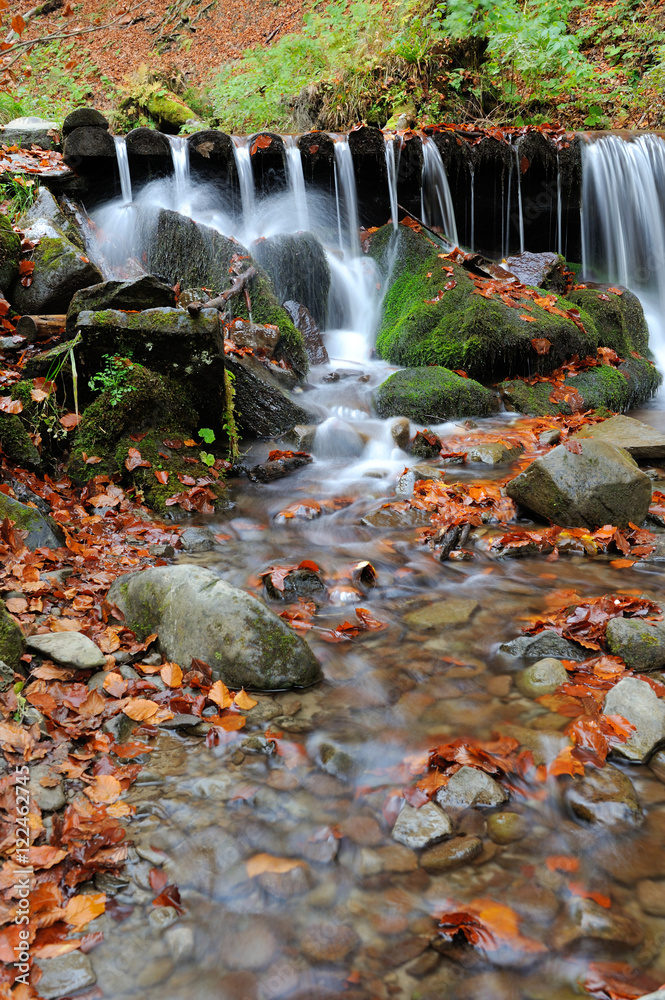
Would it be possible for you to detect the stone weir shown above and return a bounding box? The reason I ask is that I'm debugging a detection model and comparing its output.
[59,110,588,260]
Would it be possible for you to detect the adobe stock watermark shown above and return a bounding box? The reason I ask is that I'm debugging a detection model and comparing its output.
[13,765,33,987]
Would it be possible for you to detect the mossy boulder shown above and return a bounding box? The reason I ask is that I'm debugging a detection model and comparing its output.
[252,232,330,328]
[10,222,102,313]
[499,354,661,416]
[0,412,41,467]
[146,92,195,128]
[0,493,65,550]
[565,283,649,357]
[369,224,647,383]
[373,366,499,423]
[67,275,176,337]
[67,362,227,513]
[107,565,322,690]
[146,210,308,375]
[0,213,21,292]
[0,599,24,673]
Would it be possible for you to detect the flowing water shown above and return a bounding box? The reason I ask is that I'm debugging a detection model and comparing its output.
[419,135,458,244]
[79,133,665,1000]
[384,134,400,233]
[283,135,309,232]
[113,136,133,207]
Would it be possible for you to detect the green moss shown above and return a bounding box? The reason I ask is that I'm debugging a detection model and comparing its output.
[565,285,649,356]
[0,600,24,670]
[0,413,41,467]
[146,92,195,127]
[370,224,599,382]
[499,353,661,415]
[0,213,20,289]
[374,366,499,423]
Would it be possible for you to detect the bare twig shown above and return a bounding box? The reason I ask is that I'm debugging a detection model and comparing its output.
[187,267,258,315]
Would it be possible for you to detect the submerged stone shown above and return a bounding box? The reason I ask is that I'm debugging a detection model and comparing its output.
[107,565,322,690]
[572,414,665,461]
[516,658,568,698]
[602,677,665,762]
[564,762,643,827]
[373,366,498,423]
[419,835,483,873]
[499,630,587,661]
[435,766,508,808]
[392,801,452,849]
[404,598,478,629]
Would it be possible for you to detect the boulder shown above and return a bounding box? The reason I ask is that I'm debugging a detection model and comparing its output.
[0,413,41,467]
[107,565,322,690]
[252,233,330,328]
[26,632,106,670]
[226,354,319,438]
[505,440,652,529]
[19,187,83,248]
[499,354,661,416]
[36,951,97,1000]
[516,657,568,698]
[1,115,59,149]
[504,251,565,289]
[391,801,452,849]
[0,213,21,292]
[572,414,665,461]
[563,762,642,827]
[467,441,523,466]
[10,221,102,313]
[602,677,665,762]
[435,766,508,808]
[605,615,665,672]
[66,275,176,337]
[0,600,24,673]
[565,283,649,358]
[0,493,65,550]
[62,108,109,136]
[499,630,587,661]
[283,300,329,366]
[373,367,498,423]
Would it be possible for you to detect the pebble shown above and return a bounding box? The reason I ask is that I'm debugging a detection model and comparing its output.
[218,919,278,971]
[163,924,195,961]
[487,812,528,844]
[637,879,665,916]
[36,952,97,999]
[650,749,665,783]
[316,742,355,781]
[301,922,360,963]
[148,906,178,931]
[435,766,508,808]
[552,896,643,950]
[516,658,568,698]
[392,802,452,850]
[390,416,410,450]
[404,599,479,629]
[27,631,106,669]
[375,844,418,872]
[419,835,483,873]
[257,864,312,898]
[339,815,384,846]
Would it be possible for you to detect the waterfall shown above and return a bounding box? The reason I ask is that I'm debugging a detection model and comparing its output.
[419,136,458,244]
[113,136,133,206]
[383,134,399,231]
[469,164,475,251]
[582,132,665,367]
[556,151,563,257]
[168,135,191,214]
[283,136,309,231]
[232,136,256,222]
[514,144,525,254]
[333,139,360,255]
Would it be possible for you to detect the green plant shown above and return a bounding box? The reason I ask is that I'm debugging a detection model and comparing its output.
[13,681,27,724]
[0,175,37,222]
[88,354,135,407]
[198,427,215,466]
[222,370,241,464]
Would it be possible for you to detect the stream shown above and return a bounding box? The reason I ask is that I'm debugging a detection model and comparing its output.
[73,134,665,1000]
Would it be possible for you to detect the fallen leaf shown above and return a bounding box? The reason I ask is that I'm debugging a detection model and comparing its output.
[63,893,106,928]
[245,853,304,877]
[234,688,257,710]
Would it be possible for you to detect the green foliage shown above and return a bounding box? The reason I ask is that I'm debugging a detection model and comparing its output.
[13,682,27,725]
[222,370,241,464]
[88,355,135,407]
[0,93,25,125]
[198,427,215,444]
[0,176,37,222]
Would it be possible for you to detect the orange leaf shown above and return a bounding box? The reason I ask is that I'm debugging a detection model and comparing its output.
[29,845,67,869]
[250,134,273,154]
[211,714,245,731]
[610,559,635,569]
[234,688,257,710]
[531,338,551,354]
[63,893,106,928]
[123,698,160,721]
[59,412,81,430]
[568,882,611,907]
[103,672,128,698]
[11,13,26,33]
[160,662,183,688]
[545,855,579,874]
[245,853,304,877]
[84,774,122,804]
[208,680,232,709]
[154,469,169,484]
[0,396,22,414]
[519,314,537,322]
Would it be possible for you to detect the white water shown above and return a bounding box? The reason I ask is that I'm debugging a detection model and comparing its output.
[333,139,361,256]
[113,136,133,206]
[514,144,525,255]
[469,163,475,251]
[581,133,665,372]
[283,135,309,231]
[383,134,399,232]
[419,135,458,243]
[168,136,192,216]
[231,136,255,221]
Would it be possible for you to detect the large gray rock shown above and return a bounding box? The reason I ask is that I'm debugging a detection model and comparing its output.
[226,354,319,438]
[0,493,65,551]
[605,615,665,672]
[26,632,106,670]
[10,220,102,313]
[499,630,587,661]
[108,565,322,690]
[66,275,176,336]
[435,766,508,808]
[19,187,82,247]
[572,414,665,461]
[252,232,330,328]
[563,762,643,827]
[603,677,665,762]
[505,439,652,529]
[392,801,452,849]
[36,951,96,999]
[1,116,59,150]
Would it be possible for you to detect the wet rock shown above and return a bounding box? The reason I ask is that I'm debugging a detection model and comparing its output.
[283,300,329,365]
[164,924,195,961]
[375,843,418,872]
[252,233,330,328]
[108,565,322,690]
[301,922,360,963]
[637,879,665,916]
[467,442,523,465]
[499,630,587,661]
[62,107,109,136]
[516,658,568,698]
[37,951,97,999]
[505,440,652,530]
[1,115,60,149]
[374,367,498,423]
[283,423,317,450]
[390,416,410,450]
[28,762,66,812]
[552,896,643,950]
[419,835,483,872]
[602,677,665,762]
[597,834,665,884]
[505,250,565,288]
[164,826,241,896]
[361,505,431,529]
[258,863,312,898]
[539,427,561,446]
[392,801,452,849]
[66,275,176,336]
[410,430,442,459]
[263,566,325,601]
[564,762,643,826]
[404,599,478,629]
[487,812,528,844]
[435,767,508,809]
[148,906,178,931]
[339,815,384,846]
[20,188,82,247]
[0,600,24,672]
[227,354,318,438]
[572,414,665,461]
[495,723,570,766]
[650,749,665,782]
[226,316,281,357]
[11,220,102,314]
[180,526,216,553]
[27,631,105,669]
[248,452,313,483]
[396,464,445,496]
[316,742,355,780]
[605,615,665,672]
[0,493,65,551]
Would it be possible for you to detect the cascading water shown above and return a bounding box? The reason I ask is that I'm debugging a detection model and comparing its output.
[556,151,563,256]
[168,135,191,215]
[231,136,256,222]
[283,135,309,231]
[113,136,133,206]
[383,134,399,232]
[419,135,458,243]
[514,143,525,254]
[469,163,475,251]
[581,133,665,371]
[333,139,361,256]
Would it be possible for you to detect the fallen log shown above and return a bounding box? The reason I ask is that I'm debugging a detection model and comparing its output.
[187,267,258,316]
[15,314,67,342]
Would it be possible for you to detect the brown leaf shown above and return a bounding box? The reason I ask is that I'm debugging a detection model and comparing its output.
[154,469,169,484]
[63,893,106,928]
[531,338,551,355]
[245,854,304,877]
[59,412,81,430]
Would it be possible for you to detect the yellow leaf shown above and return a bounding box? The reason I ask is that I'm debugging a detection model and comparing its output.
[209,680,232,709]
[245,854,304,878]
[123,698,160,721]
[84,775,122,804]
[234,688,258,710]
[63,892,106,928]
[107,801,135,817]
[160,662,183,688]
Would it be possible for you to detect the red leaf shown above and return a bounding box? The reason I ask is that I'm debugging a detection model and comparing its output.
[11,13,26,33]
[154,470,169,484]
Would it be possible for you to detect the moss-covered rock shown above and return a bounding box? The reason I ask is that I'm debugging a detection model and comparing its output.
[66,275,176,337]
[373,366,499,423]
[0,599,24,673]
[0,493,65,550]
[499,354,661,416]
[0,213,21,292]
[0,413,41,467]
[369,225,649,383]
[565,283,649,357]
[146,210,308,375]
[146,92,195,128]
[68,362,227,513]
[252,232,330,328]
[10,223,102,313]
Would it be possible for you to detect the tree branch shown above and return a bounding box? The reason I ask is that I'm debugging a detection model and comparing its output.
[187,267,258,316]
